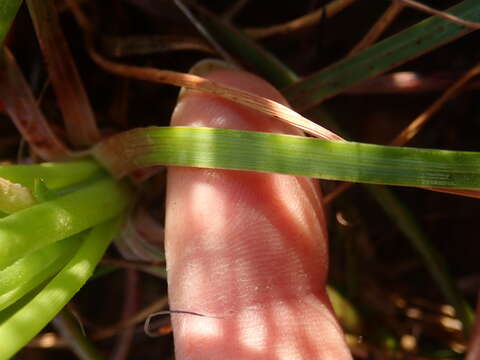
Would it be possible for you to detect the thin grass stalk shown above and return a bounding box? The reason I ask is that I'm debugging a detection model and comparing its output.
[283,0,480,110]
[397,0,480,30]
[27,0,100,146]
[53,309,104,360]
[0,48,70,160]
[244,0,357,39]
[348,2,405,56]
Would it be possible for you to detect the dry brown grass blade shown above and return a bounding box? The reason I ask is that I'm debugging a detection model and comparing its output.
[396,0,480,30]
[244,0,357,39]
[391,62,480,146]
[89,50,344,141]
[223,0,249,21]
[0,48,71,160]
[348,2,405,56]
[27,0,100,147]
[101,34,215,58]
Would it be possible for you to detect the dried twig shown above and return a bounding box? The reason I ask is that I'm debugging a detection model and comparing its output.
[391,62,480,146]
[396,0,480,30]
[348,2,405,56]
[244,0,357,39]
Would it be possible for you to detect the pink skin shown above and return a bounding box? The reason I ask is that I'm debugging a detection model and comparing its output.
[165,69,352,359]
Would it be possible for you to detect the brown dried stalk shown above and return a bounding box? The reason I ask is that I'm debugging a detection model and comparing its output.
[391,62,480,146]
[27,0,100,146]
[244,0,357,39]
[101,34,215,58]
[396,0,480,30]
[89,50,344,141]
[0,48,70,160]
[348,2,405,56]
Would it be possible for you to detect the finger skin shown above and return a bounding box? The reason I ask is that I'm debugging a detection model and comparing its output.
[165,69,352,360]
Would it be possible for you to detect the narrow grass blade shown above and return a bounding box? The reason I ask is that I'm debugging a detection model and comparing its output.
[0,177,130,269]
[0,48,71,160]
[26,0,100,146]
[0,0,22,46]
[0,217,121,359]
[0,177,36,213]
[283,0,480,110]
[0,159,103,190]
[0,234,82,311]
[54,309,105,360]
[174,0,298,88]
[94,126,480,190]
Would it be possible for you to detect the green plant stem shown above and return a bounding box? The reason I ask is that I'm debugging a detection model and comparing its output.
[0,234,82,311]
[0,217,122,359]
[0,176,130,269]
[53,309,104,360]
[0,160,104,190]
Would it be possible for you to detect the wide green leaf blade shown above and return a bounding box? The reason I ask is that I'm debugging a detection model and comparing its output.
[283,0,480,110]
[94,126,480,189]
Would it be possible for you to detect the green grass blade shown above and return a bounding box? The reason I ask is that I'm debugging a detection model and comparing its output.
[0,234,82,311]
[0,176,130,269]
[0,217,121,359]
[283,0,480,110]
[0,0,22,46]
[0,159,104,190]
[94,126,480,189]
